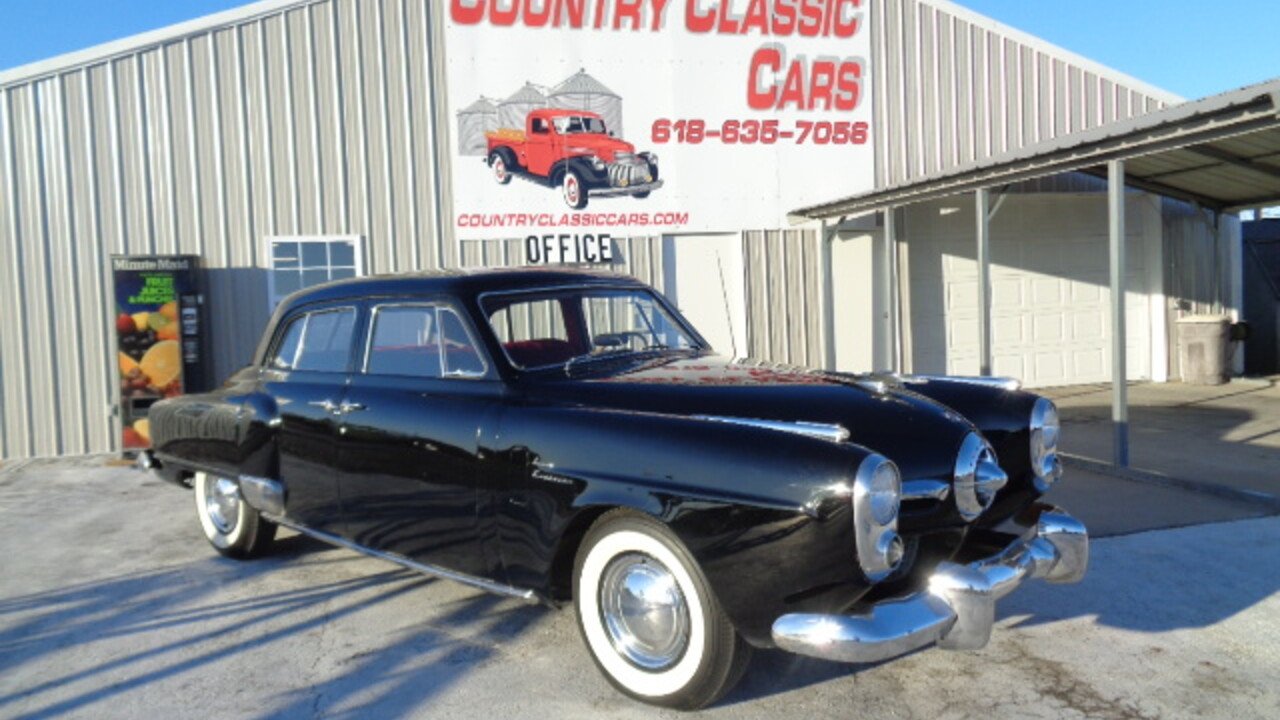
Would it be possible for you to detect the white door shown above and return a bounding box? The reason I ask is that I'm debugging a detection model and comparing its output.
[907,195,1155,388]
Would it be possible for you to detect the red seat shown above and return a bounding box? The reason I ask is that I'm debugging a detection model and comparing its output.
[504,339,577,367]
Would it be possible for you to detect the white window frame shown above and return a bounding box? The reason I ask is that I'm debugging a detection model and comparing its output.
[266,235,366,311]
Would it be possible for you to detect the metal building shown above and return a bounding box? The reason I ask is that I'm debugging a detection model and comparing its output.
[0,0,1252,460]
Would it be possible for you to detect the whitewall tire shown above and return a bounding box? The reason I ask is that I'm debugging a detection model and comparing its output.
[193,471,276,559]
[574,511,751,709]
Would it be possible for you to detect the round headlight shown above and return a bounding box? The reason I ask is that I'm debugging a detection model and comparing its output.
[590,155,606,170]
[1030,398,1062,491]
[853,455,903,581]
[954,432,1008,521]
[868,459,901,525]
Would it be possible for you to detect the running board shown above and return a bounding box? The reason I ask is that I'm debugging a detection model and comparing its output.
[273,518,542,605]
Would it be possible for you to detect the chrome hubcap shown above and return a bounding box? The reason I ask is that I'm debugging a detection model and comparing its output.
[204,476,240,534]
[599,553,689,671]
[564,176,579,204]
[494,158,506,180]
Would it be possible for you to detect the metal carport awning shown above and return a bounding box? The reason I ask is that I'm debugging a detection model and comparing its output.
[794,78,1280,468]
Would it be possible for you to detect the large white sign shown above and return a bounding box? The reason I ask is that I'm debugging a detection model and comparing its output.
[445,0,875,240]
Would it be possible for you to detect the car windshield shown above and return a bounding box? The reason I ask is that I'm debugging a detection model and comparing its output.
[553,116,607,135]
[483,287,702,370]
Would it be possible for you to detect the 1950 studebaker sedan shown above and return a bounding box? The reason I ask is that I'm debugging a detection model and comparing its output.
[142,268,1087,710]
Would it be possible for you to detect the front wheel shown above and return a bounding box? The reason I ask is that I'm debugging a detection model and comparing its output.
[561,168,588,210]
[194,471,276,559]
[574,511,752,710]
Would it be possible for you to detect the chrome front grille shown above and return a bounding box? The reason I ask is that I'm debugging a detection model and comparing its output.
[606,156,652,188]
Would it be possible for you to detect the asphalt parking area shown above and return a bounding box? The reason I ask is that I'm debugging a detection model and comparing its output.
[1,458,1278,719]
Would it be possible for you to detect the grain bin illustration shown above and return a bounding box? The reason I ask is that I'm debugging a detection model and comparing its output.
[549,69,623,137]
[497,83,548,132]
[456,97,499,157]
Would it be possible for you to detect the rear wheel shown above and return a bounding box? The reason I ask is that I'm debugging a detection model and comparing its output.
[194,471,276,559]
[574,511,752,710]
[490,151,512,185]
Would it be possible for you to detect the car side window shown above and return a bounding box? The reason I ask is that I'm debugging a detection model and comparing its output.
[268,315,307,370]
[367,306,442,378]
[293,308,357,373]
[531,117,548,134]
[365,304,487,379]
[439,308,487,377]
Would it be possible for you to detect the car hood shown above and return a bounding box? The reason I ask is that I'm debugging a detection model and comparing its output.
[566,135,635,159]
[523,354,974,480]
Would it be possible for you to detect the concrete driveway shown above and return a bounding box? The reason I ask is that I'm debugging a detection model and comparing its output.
[1044,378,1280,497]
[1,458,1278,719]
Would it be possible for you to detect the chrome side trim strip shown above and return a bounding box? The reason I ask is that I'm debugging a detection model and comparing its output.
[695,415,850,443]
[272,518,541,605]
[899,374,1023,392]
[902,479,951,502]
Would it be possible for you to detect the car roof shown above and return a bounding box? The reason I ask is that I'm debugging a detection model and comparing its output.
[278,266,648,310]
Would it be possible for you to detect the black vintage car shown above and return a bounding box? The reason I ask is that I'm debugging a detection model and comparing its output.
[143,267,1087,710]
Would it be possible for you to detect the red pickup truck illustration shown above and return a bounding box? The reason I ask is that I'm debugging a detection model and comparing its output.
[485,108,662,210]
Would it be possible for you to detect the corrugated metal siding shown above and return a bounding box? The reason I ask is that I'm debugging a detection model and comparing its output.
[0,0,450,459]
[742,229,823,366]
[0,0,1186,460]
[870,0,1177,188]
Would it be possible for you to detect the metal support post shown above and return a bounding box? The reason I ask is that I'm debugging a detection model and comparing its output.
[1109,160,1130,467]
[976,188,992,376]
[884,207,901,372]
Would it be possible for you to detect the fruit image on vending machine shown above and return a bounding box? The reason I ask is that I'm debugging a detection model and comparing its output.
[111,255,208,452]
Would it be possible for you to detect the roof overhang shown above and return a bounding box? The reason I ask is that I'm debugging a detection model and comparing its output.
[792,78,1280,222]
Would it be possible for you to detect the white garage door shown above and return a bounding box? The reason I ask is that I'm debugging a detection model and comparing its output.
[907,196,1154,388]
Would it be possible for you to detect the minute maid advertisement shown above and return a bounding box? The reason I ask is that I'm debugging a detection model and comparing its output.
[445,0,876,240]
[111,255,204,450]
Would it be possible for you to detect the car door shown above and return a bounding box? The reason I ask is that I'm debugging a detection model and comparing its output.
[524,116,556,176]
[259,304,359,534]
[336,300,502,578]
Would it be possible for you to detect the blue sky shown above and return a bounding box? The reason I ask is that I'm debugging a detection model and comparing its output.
[1,0,1276,100]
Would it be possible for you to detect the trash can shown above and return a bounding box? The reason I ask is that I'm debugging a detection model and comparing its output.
[1177,315,1231,385]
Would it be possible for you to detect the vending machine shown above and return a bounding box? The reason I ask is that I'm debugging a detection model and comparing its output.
[111,255,209,452]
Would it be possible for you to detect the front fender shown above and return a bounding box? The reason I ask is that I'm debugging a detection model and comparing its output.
[892,377,1042,525]
[491,405,877,646]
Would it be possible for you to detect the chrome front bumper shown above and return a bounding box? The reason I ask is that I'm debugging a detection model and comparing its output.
[771,504,1088,664]
[588,180,664,197]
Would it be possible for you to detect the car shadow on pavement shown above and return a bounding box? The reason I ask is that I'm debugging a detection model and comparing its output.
[0,531,550,720]
[257,594,549,719]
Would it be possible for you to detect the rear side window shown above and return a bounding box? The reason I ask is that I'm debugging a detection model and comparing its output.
[268,308,357,373]
[269,317,306,370]
[295,309,357,372]
[365,304,487,379]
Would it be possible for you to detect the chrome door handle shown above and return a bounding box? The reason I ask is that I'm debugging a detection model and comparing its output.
[308,399,338,413]
[339,401,366,414]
